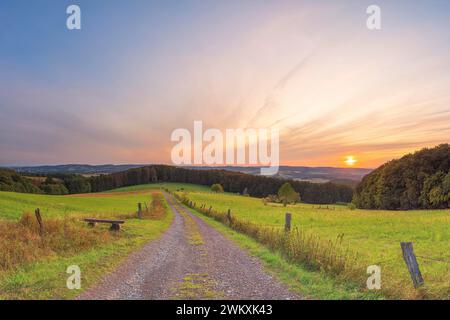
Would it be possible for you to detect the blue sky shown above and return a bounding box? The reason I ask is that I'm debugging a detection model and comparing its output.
[1,0,450,167]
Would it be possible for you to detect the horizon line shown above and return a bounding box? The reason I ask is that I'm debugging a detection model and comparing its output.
[4,163,375,170]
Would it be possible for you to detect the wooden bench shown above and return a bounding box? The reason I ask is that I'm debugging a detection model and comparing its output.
[84,218,125,231]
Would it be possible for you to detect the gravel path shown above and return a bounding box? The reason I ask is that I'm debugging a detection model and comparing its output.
[77,193,300,300]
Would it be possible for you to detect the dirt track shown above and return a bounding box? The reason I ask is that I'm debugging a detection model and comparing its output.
[77,193,299,300]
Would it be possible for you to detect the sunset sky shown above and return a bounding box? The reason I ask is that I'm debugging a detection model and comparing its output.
[1,0,449,168]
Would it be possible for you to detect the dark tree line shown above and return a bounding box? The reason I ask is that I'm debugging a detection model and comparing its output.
[88,165,353,204]
[0,168,41,194]
[55,174,91,194]
[0,170,91,195]
[353,144,450,210]
[40,177,69,195]
[2,165,354,203]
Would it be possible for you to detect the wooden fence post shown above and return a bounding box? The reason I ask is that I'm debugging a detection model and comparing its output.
[401,242,424,288]
[34,208,44,237]
[285,213,292,232]
[138,203,142,219]
[227,209,232,225]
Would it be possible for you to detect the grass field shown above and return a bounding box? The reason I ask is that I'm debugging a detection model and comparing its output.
[2,182,449,300]
[0,190,160,221]
[0,189,173,299]
[108,182,209,193]
[187,206,382,300]
[177,188,450,299]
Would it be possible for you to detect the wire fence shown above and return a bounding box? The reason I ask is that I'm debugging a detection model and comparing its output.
[416,255,450,264]
[171,190,450,291]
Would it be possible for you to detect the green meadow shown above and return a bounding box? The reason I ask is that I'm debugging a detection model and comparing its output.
[1,182,449,299]
[179,188,450,299]
[108,182,210,193]
[0,190,158,221]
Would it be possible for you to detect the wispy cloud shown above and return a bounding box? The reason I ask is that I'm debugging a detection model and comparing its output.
[0,0,449,167]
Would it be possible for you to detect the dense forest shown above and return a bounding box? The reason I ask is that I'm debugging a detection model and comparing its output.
[353,144,450,210]
[0,166,353,204]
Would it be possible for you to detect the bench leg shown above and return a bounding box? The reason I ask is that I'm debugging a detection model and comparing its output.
[88,222,96,228]
[110,223,121,232]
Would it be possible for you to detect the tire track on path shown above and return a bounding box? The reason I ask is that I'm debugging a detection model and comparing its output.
[78,193,299,300]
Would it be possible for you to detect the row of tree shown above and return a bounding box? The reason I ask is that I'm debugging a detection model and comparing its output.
[1,165,353,204]
[88,165,353,204]
[0,168,41,193]
[0,169,93,195]
[353,144,450,209]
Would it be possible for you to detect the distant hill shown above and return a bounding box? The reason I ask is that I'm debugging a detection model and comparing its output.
[353,144,450,210]
[188,166,372,186]
[11,164,372,186]
[12,164,144,175]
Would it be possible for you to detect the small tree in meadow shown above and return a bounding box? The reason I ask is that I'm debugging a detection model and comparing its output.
[211,183,224,193]
[265,194,280,203]
[278,182,300,207]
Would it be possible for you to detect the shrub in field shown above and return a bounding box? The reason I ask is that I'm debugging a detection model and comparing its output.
[211,184,224,193]
[278,183,300,207]
[264,194,280,204]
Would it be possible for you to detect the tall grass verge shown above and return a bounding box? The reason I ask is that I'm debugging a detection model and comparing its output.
[0,213,112,272]
[141,192,167,220]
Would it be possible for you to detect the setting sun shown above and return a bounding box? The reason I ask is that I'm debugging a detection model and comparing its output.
[344,156,357,166]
